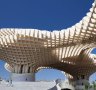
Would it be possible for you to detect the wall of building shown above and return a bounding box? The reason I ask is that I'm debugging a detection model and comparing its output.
[11,73,35,81]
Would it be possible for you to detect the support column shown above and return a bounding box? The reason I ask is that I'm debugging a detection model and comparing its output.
[11,73,35,82]
[75,75,89,85]
[74,75,90,90]
[5,63,35,82]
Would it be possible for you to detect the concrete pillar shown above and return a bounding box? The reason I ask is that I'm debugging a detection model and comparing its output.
[74,75,90,90]
[75,79,89,86]
[11,73,35,82]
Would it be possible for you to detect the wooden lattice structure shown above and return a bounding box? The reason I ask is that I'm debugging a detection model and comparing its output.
[1,0,96,80]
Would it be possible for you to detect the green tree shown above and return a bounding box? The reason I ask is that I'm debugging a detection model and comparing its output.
[84,85,89,90]
[92,81,96,90]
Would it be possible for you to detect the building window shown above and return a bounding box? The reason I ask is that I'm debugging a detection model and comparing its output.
[81,75,85,79]
[20,65,23,73]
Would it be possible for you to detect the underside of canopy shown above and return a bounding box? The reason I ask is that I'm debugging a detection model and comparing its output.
[0,0,96,79]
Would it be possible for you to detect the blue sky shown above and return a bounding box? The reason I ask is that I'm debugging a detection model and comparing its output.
[0,0,96,82]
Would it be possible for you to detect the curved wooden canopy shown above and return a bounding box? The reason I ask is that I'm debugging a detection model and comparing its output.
[1,0,96,78]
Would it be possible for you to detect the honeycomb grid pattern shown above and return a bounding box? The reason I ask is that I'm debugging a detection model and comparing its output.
[1,0,96,79]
